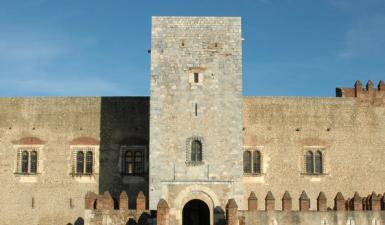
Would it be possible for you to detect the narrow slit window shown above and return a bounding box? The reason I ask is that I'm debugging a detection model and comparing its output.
[195,103,198,116]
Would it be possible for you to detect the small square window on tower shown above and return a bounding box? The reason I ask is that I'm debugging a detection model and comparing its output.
[194,73,199,83]
[188,67,205,86]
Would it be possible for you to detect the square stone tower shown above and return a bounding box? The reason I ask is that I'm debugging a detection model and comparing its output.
[150,16,243,224]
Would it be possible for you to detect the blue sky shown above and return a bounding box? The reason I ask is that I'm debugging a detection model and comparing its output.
[0,0,385,97]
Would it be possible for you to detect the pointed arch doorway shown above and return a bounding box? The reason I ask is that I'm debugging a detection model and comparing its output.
[182,199,210,225]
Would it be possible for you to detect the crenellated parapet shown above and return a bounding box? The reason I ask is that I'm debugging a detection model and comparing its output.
[238,191,385,225]
[244,191,385,212]
[84,191,151,225]
[85,191,147,211]
[336,80,385,100]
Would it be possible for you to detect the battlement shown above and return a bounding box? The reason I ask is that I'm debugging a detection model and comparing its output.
[84,191,151,225]
[236,191,385,225]
[336,80,385,99]
[84,190,385,225]
[242,190,385,212]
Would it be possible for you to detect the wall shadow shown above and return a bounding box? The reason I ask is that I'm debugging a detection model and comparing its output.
[99,97,150,208]
[214,206,226,225]
[124,212,151,225]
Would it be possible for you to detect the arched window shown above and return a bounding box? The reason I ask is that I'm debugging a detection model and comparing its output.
[124,151,133,174]
[191,140,202,162]
[30,151,37,174]
[314,151,323,174]
[85,151,93,174]
[21,151,29,174]
[305,151,314,174]
[253,151,261,174]
[76,151,84,174]
[243,151,251,173]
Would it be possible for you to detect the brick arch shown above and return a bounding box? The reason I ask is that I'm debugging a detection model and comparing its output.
[70,137,99,145]
[12,136,44,145]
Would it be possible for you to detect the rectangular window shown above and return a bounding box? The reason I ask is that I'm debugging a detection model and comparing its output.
[194,73,199,83]
[120,146,146,176]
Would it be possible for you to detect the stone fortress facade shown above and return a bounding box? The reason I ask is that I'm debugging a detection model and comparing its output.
[0,16,385,225]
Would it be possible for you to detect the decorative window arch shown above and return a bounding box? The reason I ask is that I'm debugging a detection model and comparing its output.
[16,148,40,175]
[14,136,43,176]
[71,146,97,176]
[70,137,99,177]
[186,136,205,165]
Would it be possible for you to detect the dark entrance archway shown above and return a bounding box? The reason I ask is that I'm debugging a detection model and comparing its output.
[182,199,210,225]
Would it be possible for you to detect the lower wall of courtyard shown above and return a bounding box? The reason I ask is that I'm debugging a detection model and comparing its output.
[240,211,385,225]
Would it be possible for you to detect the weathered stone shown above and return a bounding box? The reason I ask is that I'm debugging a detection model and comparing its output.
[226,199,238,225]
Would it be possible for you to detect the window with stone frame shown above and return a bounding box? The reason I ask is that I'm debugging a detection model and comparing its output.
[186,136,204,165]
[120,146,146,175]
[188,67,205,86]
[191,140,202,162]
[243,149,262,175]
[72,147,95,176]
[304,149,324,175]
[16,148,39,175]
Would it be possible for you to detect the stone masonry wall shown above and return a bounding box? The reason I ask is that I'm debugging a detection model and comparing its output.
[150,16,244,225]
[0,97,149,225]
[243,96,385,211]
